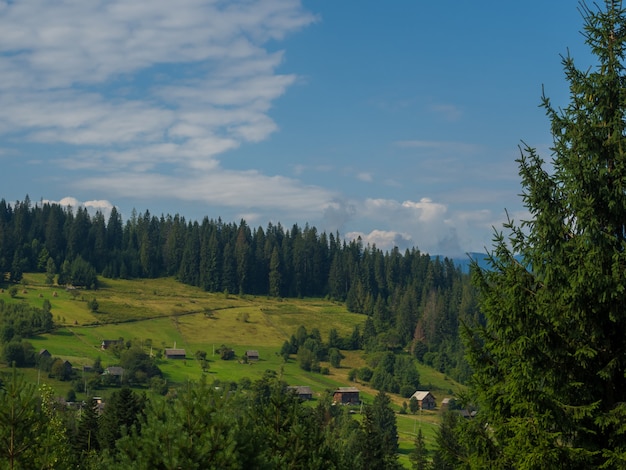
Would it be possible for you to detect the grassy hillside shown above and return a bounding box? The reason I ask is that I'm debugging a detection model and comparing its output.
[2,273,464,466]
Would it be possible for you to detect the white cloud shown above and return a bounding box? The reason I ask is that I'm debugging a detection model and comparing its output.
[345,229,413,250]
[74,170,337,221]
[364,197,448,224]
[42,197,115,220]
[344,196,498,255]
[0,0,317,177]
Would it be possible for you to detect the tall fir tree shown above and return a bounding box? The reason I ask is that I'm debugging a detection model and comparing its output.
[410,427,428,470]
[0,368,45,469]
[73,397,101,457]
[448,2,626,468]
[360,391,401,470]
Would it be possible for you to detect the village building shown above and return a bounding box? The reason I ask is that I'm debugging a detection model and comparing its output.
[411,391,437,410]
[103,366,124,377]
[333,387,360,405]
[164,348,186,359]
[101,339,124,350]
[245,350,259,361]
[287,385,313,400]
[39,349,51,359]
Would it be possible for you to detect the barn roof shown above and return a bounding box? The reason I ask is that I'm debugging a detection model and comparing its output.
[411,391,435,401]
[165,348,186,355]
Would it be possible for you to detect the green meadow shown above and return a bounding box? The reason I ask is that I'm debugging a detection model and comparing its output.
[2,273,462,465]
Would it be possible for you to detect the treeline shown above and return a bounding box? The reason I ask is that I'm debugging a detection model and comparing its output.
[1,371,405,470]
[0,196,478,382]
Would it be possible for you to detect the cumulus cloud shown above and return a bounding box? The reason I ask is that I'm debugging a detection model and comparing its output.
[41,197,115,220]
[341,196,494,255]
[345,229,413,251]
[321,199,357,234]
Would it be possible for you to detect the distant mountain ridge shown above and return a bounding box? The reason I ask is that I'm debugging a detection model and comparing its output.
[450,252,487,273]
[449,251,525,273]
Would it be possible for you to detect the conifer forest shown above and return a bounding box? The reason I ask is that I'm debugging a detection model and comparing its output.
[2,1,626,468]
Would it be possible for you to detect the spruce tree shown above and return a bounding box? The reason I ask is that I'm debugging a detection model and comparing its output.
[451,1,626,468]
[74,398,100,456]
[0,368,44,469]
[410,427,428,470]
[360,391,401,470]
[98,387,146,452]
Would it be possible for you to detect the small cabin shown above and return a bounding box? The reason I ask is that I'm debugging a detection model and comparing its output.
[103,366,124,377]
[411,391,437,410]
[287,385,313,401]
[333,387,360,405]
[39,349,51,358]
[245,350,259,361]
[101,339,123,350]
[164,348,186,359]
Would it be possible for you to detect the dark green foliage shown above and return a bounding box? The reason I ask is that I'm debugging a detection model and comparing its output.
[0,301,54,341]
[358,366,373,382]
[217,344,235,360]
[118,346,162,384]
[439,2,626,468]
[297,347,317,372]
[0,196,473,379]
[3,340,35,367]
[279,340,292,361]
[69,255,98,289]
[410,427,428,470]
[369,352,420,395]
[98,388,146,452]
[92,356,104,374]
[87,297,99,312]
[7,286,17,298]
[359,391,402,470]
[0,371,439,468]
[0,368,46,469]
[329,347,343,368]
[111,380,246,469]
[73,397,101,456]
[50,357,73,381]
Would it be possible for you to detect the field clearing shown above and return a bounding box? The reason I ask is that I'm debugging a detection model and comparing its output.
[6,274,463,468]
[14,275,375,391]
[397,412,440,466]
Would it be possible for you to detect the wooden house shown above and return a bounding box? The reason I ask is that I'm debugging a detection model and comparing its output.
[333,387,360,405]
[39,349,51,359]
[245,350,259,361]
[103,366,124,377]
[101,339,123,350]
[287,385,313,400]
[411,391,437,410]
[164,348,186,359]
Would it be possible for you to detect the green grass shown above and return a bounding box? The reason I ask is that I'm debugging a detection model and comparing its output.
[396,411,440,467]
[5,274,464,469]
[9,275,368,390]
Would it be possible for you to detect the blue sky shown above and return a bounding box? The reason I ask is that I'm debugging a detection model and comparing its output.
[0,1,594,256]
